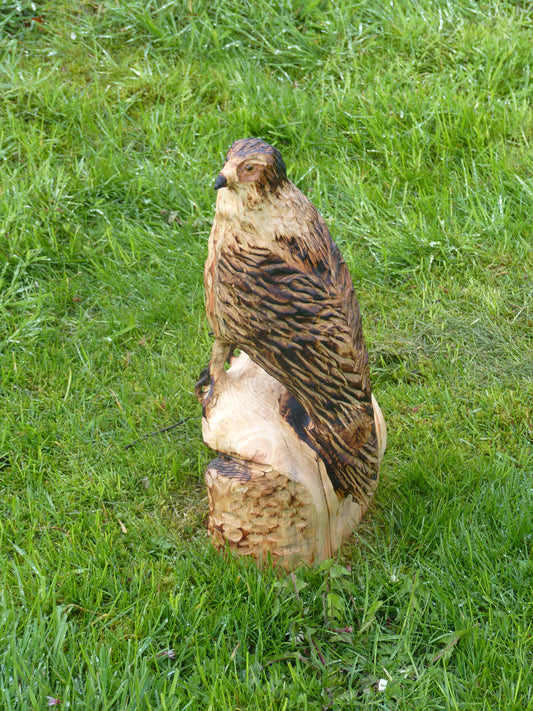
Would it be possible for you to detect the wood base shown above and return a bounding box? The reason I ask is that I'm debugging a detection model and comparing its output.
[206,456,367,568]
[201,352,386,569]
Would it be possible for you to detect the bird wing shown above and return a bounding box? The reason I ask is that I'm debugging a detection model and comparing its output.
[213,236,379,502]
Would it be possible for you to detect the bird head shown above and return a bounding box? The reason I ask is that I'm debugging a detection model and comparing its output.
[214,138,287,193]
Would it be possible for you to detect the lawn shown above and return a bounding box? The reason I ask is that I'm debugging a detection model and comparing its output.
[0,0,532,708]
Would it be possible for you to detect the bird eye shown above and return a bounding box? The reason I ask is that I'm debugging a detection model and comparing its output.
[245,164,254,172]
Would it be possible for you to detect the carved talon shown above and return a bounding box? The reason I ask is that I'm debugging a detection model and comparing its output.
[195,365,212,403]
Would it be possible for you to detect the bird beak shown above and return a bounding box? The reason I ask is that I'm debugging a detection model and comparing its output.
[214,173,227,190]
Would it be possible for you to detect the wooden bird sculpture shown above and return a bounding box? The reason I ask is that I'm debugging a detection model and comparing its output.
[197,138,386,567]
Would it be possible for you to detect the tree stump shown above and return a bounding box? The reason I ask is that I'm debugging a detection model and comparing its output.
[200,351,386,569]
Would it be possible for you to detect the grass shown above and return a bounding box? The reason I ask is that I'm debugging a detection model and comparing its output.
[0,0,532,708]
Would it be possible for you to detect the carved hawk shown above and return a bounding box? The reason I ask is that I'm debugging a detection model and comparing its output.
[198,138,379,503]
